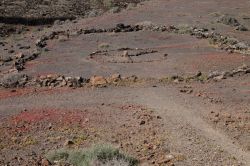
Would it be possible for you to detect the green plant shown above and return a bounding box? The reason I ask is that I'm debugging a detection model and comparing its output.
[103,0,116,8]
[46,144,138,166]
[98,43,110,49]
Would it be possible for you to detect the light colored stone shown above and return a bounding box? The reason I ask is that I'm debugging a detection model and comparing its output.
[58,35,69,42]
[64,139,74,146]
[122,51,129,57]
[41,158,50,166]
[15,52,24,59]
[90,76,107,86]
[107,73,121,83]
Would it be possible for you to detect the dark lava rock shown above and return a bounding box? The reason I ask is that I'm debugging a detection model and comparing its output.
[83,23,143,34]
[19,45,31,49]
[0,55,12,62]
[35,38,47,48]
[0,24,16,37]
[112,23,142,32]
[22,51,40,62]
[236,25,248,31]
[218,15,240,27]
[8,50,15,54]
[0,73,29,88]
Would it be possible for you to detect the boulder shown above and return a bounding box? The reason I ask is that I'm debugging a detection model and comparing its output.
[218,15,240,27]
[90,76,107,86]
[107,74,121,83]
[0,73,29,88]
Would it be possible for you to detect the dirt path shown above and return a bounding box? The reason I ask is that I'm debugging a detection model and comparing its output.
[133,87,250,165]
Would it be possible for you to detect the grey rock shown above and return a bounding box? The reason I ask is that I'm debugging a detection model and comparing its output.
[0,56,12,62]
[236,25,248,31]
[218,15,240,27]
[225,37,239,45]
[35,39,46,48]
[87,9,103,18]
[64,139,74,146]
[54,20,63,25]
[127,3,137,9]
[234,42,248,50]
[208,71,221,79]
[110,6,121,13]
[0,73,29,88]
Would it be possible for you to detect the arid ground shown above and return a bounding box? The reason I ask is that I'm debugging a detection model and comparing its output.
[0,0,250,165]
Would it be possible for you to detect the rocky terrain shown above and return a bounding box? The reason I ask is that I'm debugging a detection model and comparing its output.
[0,0,250,165]
[0,0,142,17]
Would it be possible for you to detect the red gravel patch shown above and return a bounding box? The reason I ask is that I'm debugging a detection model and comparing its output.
[12,109,85,127]
[0,104,166,166]
[0,87,74,100]
[0,88,37,100]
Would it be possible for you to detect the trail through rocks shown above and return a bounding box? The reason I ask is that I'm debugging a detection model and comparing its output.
[133,87,250,165]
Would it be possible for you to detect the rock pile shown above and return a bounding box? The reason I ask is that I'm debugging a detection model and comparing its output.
[88,47,163,64]
[35,75,88,88]
[135,21,168,31]
[208,34,249,53]
[207,64,250,81]
[36,22,250,56]
[0,65,249,88]
[217,15,240,27]
[82,23,143,34]
[0,73,29,88]
[162,65,250,83]
[0,73,126,88]
[36,31,69,48]
[81,22,170,35]
[13,50,40,71]
[188,65,250,82]
[167,25,250,54]
[34,74,126,88]
[0,50,40,72]
[217,15,248,31]
[90,76,108,86]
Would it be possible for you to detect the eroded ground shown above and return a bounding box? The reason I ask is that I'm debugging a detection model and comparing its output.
[0,0,250,165]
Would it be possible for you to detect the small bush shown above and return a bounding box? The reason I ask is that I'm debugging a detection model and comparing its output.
[91,158,132,166]
[103,0,116,8]
[90,0,116,9]
[98,43,110,49]
[46,144,138,166]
